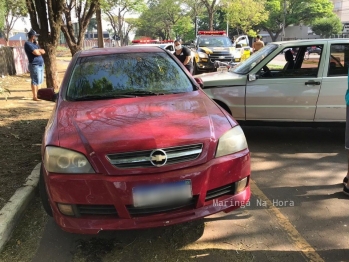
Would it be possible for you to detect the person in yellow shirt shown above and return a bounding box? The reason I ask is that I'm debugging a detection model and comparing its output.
[252,35,264,53]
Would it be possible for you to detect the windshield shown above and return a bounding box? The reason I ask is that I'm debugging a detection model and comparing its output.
[198,37,232,47]
[66,52,194,101]
[232,44,279,74]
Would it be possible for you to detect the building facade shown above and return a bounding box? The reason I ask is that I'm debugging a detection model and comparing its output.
[331,0,349,36]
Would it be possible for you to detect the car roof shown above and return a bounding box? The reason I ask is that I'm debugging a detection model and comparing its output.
[270,39,349,46]
[198,35,229,38]
[78,46,165,57]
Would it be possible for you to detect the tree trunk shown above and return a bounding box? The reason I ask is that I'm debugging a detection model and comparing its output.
[26,0,64,90]
[62,0,98,56]
[41,42,59,89]
[208,11,214,31]
[96,6,104,48]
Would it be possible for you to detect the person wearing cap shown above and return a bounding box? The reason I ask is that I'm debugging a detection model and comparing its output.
[24,29,45,101]
[252,35,264,53]
[173,39,193,74]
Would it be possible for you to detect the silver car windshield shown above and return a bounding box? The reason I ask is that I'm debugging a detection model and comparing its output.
[231,44,279,74]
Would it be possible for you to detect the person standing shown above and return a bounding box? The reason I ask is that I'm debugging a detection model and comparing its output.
[252,35,265,53]
[173,39,193,74]
[24,29,45,101]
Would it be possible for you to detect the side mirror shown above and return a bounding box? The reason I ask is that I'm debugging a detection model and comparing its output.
[248,74,257,81]
[37,87,57,102]
[194,77,204,89]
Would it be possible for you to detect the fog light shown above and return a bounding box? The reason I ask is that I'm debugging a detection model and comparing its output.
[57,203,75,216]
[235,177,248,194]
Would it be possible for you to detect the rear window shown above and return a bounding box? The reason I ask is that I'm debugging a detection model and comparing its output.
[66,52,194,100]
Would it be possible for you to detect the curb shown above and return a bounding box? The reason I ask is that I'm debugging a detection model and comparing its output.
[0,163,41,252]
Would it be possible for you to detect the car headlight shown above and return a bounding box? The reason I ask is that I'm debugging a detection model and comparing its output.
[198,52,208,59]
[215,126,248,158]
[44,146,95,173]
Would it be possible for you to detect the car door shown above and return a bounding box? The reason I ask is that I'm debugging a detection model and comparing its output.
[245,44,325,121]
[314,42,348,121]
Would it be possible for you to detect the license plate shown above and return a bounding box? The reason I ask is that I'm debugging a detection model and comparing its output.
[132,180,192,207]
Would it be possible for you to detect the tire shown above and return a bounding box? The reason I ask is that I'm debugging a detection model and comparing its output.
[193,61,202,75]
[39,165,53,217]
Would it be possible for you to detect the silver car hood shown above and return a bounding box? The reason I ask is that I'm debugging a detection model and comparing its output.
[196,71,247,88]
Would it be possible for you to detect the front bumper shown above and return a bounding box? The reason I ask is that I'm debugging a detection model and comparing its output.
[44,150,250,234]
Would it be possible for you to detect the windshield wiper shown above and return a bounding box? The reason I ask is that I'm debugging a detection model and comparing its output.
[72,94,137,101]
[121,90,165,96]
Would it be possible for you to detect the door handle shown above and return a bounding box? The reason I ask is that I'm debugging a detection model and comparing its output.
[304,81,321,85]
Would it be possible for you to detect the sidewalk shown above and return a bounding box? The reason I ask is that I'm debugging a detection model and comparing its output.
[0,163,41,252]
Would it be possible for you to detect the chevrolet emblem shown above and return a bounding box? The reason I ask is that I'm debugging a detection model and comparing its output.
[150,149,168,167]
[151,154,166,162]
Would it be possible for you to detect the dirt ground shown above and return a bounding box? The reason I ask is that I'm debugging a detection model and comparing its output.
[0,56,71,210]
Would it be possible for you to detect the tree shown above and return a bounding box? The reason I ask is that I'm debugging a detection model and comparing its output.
[104,0,145,46]
[0,2,5,30]
[26,0,65,89]
[136,0,183,40]
[261,0,334,41]
[311,15,343,38]
[61,0,99,56]
[173,16,195,41]
[200,0,219,30]
[223,0,268,36]
[2,0,27,46]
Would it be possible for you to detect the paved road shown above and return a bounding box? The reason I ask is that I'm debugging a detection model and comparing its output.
[3,126,349,262]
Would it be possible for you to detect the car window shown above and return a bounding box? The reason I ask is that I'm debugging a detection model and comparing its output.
[198,37,232,47]
[66,52,194,101]
[328,44,349,77]
[259,45,323,78]
[231,44,278,74]
[166,45,174,51]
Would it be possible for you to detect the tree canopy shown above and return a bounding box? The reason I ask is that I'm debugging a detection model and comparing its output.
[223,0,268,37]
[2,0,27,44]
[311,14,343,38]
[104,0,146,45]
[260,0,335,41]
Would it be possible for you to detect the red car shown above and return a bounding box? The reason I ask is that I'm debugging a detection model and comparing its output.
[38,46,251,234]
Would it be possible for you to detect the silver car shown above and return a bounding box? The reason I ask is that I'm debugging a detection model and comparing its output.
[196,39,348,123]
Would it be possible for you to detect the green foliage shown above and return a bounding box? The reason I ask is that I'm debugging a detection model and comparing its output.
[1,0,27,39]
[173,16,195,41]
[261,0,335,40]
[104,0,146,45]
[223,0,268,36]
[88,18,98,32]
[136,0,184,40]
[0,1,5,29]
[311,14,343,38]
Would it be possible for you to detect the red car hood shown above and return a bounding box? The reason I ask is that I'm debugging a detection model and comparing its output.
[55,91,233,168]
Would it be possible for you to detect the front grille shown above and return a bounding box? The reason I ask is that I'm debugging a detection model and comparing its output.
[210,57,234,63]
[205,183,235,201]
[106,144,203,169]
[76,205,118,216]
[127,196,198,216]
[209,52,234,64]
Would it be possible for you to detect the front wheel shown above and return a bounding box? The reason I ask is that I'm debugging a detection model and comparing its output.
[39,165,53,217]
[193,61,201,75]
